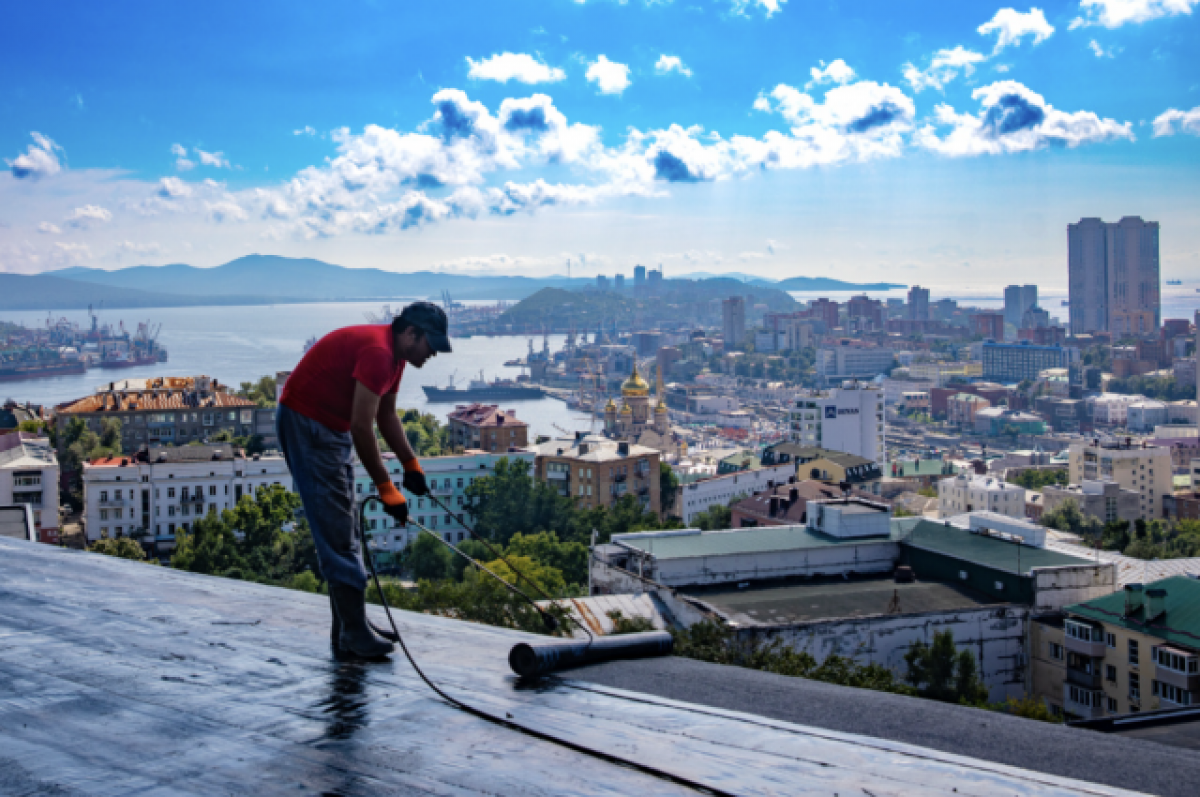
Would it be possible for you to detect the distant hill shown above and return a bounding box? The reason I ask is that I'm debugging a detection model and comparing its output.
[674,271,904,291]
[50,255,586,301]
[0,273,255,311]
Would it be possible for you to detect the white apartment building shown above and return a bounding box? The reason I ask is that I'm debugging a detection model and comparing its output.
[789,381,885,468]
[0,432,60,544]
[82,445,291,554]
[679,463,795,525]
[1069,439,1172,521]
[1127,400,1169,433]
[1089,393,1143,426]
[937,473,1026,519]
[816,347,896,381]
[357,449,535,559]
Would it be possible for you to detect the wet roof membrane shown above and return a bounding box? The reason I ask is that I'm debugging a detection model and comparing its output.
[0,536,1150,796]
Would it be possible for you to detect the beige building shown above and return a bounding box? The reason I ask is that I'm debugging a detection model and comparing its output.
[1042,480,1141,525]
[534,435,662,517]
[1068,439,1172,521]
[0,432,60,544]
[1031,577,1199,719]
[937,473,1025,519]
[446,403,529,452]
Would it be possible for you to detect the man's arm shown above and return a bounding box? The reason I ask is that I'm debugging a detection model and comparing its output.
[349,381,391,487]
[375,390,416,466]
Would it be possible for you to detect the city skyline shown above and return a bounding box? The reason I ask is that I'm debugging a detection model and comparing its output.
[2,2,1199,286]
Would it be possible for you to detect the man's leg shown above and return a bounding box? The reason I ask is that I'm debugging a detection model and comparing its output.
[278,405,394,658]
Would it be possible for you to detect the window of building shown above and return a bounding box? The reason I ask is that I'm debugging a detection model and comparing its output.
[1106,697,1118,713]
[209,485,217,496]
[1048,642,1063,661]
[1129,640,1139,667]
[457,477,463,488]
[1129,673,1140,702]
[100,490,109,502]
[1067,685,1101,709]
[99,509,109,521]
[168,487,176,498]
[1105,632,1116,648]
[1152,680,1194,706]
[1106,664,1117,682]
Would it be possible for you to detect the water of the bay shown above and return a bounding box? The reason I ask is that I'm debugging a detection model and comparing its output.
[1,303,594,440]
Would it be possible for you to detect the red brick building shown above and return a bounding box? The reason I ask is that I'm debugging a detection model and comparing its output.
[971,313,1004,341]
[446,404,529,452]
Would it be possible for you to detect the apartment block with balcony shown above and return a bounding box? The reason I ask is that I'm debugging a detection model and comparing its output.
[446,403,529,452]
[534,434,662,517]
[1068,439,1172,521]
[82,444,290,556]
[0,431,60,544]
[1032,577,1200,720]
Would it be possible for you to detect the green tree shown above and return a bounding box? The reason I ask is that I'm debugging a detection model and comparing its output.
[659,461,680,515]
[89,536,147,561]
[691,503,732,530]
[483,554,568,598]
[17,419,44,434]
[1010,469,1069,490]
[237,375,278,408]
[504,531,588,588]
[407,531,453,580]
[171,512,244,576]
[463,457,576,544]
[903,629,989,705]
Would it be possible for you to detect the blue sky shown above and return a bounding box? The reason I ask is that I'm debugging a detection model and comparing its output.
[2,0,1198,290]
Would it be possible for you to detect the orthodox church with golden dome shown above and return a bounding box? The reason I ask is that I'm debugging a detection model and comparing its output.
[603,363,686,459]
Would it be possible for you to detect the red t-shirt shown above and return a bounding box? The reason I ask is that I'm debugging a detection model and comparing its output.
[280,325,405,433]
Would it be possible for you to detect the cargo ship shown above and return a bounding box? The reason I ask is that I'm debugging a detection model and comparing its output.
[0,348,86,382]
[422,371,545,402]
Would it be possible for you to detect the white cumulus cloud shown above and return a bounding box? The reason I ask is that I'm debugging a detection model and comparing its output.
[806,59,856,89]
[916,80,1134,156]
[65,204,113,227]
[37,222,62,235]
[7,132,65,179]
[586,56,631,95]
[731,0,787,17]
[158,176,193,198]
[978,8,1056,52]
[1071,0,1197,28]
[1088,39,1121,56]
[196,149,230,168]
[902,46,988,92]
[655,55,693,77]
[1152,105,1200,136]
[467,52,566,84]
[293,126,317,136]
[170,143,195,171]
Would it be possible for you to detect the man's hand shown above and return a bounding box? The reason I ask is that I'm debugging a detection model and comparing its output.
[402,458,429,496]
[377,481,409,525]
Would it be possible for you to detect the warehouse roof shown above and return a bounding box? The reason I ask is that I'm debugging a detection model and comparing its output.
[691,574,998,625]
[1068,575,1200,649]
[615,522,905,561]
[904,519,1092,575]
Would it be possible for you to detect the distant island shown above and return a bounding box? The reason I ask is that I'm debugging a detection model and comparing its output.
[0,254,907,311]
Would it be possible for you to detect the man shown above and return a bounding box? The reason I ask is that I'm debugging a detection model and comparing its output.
[277,301,452,658]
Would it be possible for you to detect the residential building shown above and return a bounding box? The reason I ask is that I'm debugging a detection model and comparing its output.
[0,431,60,544]
[722,296,746,349]
[795,451,883,494]
[1068,439,1172,521]
[982,341,1078,383]
[1031,577,1200,719]
[907,286,930,321]
[1090,393,1143,426]
[929,383,1010,418]
[678,463,795,525]
[0,400,48,433]
[1126,399,1169,433]
[56,375,268,451]
[82,445,291,556]
[1034,397,1088,434]
[446,404,529,452]
[534,434,662,517]
[1042,480,1142,525]
[729,480,886,527]
[1004,285,1038,330]
[907,361,982,386]
[1068,216,1160,337]
[846,295,884,330]
[633,264,646,289]
[976,408,1047,437]
[357,448,535,561]
[788,381,885,468]
[937,473,1025,519]
[816,346,896,380]
[971,313,1005,341]
[947,393,991,426]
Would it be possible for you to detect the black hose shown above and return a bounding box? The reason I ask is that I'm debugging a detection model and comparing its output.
[355,497,729,797]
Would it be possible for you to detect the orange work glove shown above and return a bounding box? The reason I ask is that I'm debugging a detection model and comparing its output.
[376,481,409,524]
[401,458,429,496]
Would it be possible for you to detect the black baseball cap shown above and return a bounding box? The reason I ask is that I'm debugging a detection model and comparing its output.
[397,301,453,353]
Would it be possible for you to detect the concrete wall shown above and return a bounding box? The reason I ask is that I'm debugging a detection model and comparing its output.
[589,558,721,628]
[651,540,901,588]
[1031,563,1116,613]
[738,606,1031,703]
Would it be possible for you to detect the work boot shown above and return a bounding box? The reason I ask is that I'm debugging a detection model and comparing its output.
[329,591,398,653]
[329,584,395,659]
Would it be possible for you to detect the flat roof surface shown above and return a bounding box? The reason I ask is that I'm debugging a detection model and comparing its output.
[0,537,1139,797]
[569,657,1199,797]
[906,519,1092,575]
[618,523,904,560]
[691,575,998,625]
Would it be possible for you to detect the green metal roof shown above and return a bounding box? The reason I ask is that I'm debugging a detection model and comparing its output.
[1068,575,1200,650]
[903,520,1093,576]
[619,524,904,560]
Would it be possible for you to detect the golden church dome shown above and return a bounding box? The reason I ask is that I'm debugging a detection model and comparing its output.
[619,401,633,414]
[621,364,650,396]
[605,396,617,412]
